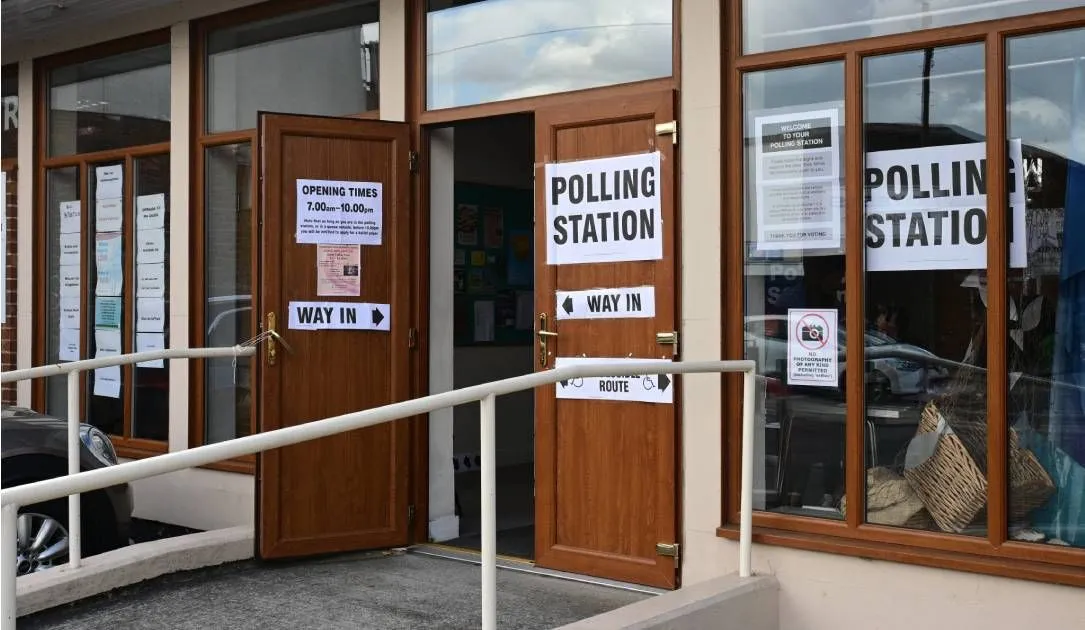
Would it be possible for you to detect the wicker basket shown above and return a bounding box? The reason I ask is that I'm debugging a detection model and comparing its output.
[1008,428,1055,522]
[902,402,988,533]
[841,467,932,529]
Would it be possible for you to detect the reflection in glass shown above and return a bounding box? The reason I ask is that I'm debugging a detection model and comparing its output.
[87,161,125,437]
[426,0,672,110]
[206,0,379,133]
[862,44,987,535]
[48,46,170,156]
[46,167,80,418]
[743,62,847,518]
[1006,28,1085,549]
[205,144,253,444]
[132,154,170,442]
[2,64,17,160]
[744,0,1084,54]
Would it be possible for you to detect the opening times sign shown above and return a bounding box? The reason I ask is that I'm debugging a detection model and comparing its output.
[295,179,383,246]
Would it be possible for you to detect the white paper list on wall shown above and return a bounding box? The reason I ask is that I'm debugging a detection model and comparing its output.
[93,327,122,399]
[94,232,123,297]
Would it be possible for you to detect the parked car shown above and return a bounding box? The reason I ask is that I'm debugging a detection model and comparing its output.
[1,405,133,575]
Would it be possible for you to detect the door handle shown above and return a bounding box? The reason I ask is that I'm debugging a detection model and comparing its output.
[537,313,557,367]
[266,312,278,366]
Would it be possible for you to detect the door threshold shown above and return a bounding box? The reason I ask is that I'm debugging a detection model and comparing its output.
[408,544,667,596]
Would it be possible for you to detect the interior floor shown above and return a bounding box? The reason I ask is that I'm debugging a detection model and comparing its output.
[447,462,535,558]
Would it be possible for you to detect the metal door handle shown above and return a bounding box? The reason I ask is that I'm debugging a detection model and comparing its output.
[537,313,557,367]
[266,312,277,366]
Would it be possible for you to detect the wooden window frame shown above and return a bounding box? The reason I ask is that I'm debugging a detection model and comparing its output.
[719,1,1085,587]
[32,30,172,460]
[189,0,383,474]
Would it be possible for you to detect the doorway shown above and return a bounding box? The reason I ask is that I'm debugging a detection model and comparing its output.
[428,114,537,559]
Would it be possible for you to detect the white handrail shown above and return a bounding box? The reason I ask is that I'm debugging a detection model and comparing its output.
[1,357,757,630]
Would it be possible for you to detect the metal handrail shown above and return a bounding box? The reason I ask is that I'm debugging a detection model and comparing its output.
[1,356,758,630]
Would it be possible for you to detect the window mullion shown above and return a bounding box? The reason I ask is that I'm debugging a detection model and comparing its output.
[843,50,865,529]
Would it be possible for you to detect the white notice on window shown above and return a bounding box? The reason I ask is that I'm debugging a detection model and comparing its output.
[545,152,663,265]
[553,356,674,404]
[95,165,123,200]
[295,179,383,245]
[93,328,122,398]
[59,328,80,362]
[136,193,166,230]
[786,308,839,387]
[136,297,166,333]
[59,200,81,234]
[137,263,166,298]
[60,296,81,329]
[96,197,123,233]
[753,108,842,251]
[136,332,166,368]
[59,232,81,266]
[136,228,166,264]
[60,264,81,297]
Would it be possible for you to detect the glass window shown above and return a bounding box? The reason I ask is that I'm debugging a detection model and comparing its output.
[426,0,673,110]
[204,143,253,444]
[2,64,17,160]
[46,167,80,418]
[862,43,988,535]
[132,154,170,442]
[87,161,125,437]
[206,0,379,133]
[743,62,847,518]
[744,1,1085,54]
[1006,27,1085,550]
[48,45,171,156]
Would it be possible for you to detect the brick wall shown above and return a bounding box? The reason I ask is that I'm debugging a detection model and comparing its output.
[2,167,16,404]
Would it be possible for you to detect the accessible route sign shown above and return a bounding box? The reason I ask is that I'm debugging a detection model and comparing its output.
[554,357,673,405]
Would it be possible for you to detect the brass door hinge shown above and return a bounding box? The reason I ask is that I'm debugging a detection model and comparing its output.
[408,150,419,172]
[656,542,680,565]
[408,327,418,349]
[655,120,678,145]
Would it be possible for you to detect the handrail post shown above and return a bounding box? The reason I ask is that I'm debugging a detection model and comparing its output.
[2,502,18,630]
[67,370,82,569]
[480,393,497,630]
[739,368,755,578]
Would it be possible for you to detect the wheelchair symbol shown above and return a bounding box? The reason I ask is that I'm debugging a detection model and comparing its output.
[642,376,655,390]
[571,377,584,388]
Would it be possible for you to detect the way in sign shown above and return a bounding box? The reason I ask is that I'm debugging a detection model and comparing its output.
[287,300,391,332]
[555,285,656,321]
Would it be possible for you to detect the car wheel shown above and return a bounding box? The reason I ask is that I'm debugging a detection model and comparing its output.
[16,499,70,576]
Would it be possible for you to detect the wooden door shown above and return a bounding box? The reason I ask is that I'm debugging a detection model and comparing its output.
[256,113,412,560]
[533,91,679,588]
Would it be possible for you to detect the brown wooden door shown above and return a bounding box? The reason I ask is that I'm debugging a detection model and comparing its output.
[533,90,679,588]
[256,113,412,560]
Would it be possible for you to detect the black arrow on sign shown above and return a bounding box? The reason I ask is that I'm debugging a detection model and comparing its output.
[372,307,385,327]
[561,296,573,315]
[559,379,568,388]
[659,374,671,392]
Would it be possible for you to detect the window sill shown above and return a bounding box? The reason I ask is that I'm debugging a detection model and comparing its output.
[715,525,1085,588]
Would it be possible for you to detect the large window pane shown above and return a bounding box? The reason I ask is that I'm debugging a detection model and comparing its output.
[46,167,80,418]
[426,0,672,110]
[862,44,987,536]
[743,62,846,518]
[204,143,253,444]
[206,0,379,133]
[132,154,170,441]
[745,1,1084,54]
[48,46,170,156]
[1006,28,1085,549]
[87,161,125,437]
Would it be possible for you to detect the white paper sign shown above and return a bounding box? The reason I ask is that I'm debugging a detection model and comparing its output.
[60,296,81,329]
[59,232,81,266]
[59,328,80,361]
[136,228,166,264]
[60,264,81,297]
[95,165,123,200]
[137,263,166,298]
[136,297,166,333]
[545,152,663,265]
[865,140,1026,272]
[59,200,81,234]
[295,179,383,245]
[786,308,839,387]
[93,328,122,398]
[95,197,123,232]
[553,356,674,404]
[136,332,166,368]
[95,232,123,297]
[287,300,391,331]
[136,193,166,230]
[753,108,843,251]
[555,286,656,320]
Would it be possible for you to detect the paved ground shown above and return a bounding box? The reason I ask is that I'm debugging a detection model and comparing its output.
[19,550,648,630]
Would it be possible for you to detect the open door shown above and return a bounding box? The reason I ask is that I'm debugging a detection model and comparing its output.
[533,91,679,588]
[256,113,412,560]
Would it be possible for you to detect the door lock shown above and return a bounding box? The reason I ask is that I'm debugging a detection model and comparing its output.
[537,313,558,367]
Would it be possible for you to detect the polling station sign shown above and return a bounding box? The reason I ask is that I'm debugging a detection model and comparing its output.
[545,152,663,265]
[865,140,1026,272]
[295,179,383,246]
